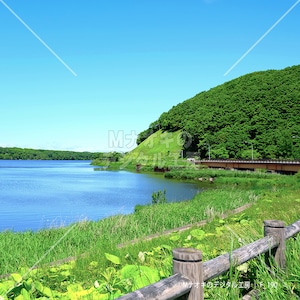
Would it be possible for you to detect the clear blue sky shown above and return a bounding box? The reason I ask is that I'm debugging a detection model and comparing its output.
[1,0,299,152]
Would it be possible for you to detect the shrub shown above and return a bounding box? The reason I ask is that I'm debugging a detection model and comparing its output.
[151,190,167,205]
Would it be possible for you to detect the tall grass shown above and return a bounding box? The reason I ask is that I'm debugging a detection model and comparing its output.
[0,186,259,275]
[0,171,299,299]
[203,236,300,299]
[165,167,295,180]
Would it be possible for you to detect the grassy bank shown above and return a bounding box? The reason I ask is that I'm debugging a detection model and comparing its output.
[0,171,299,299]
[0,183,258,275]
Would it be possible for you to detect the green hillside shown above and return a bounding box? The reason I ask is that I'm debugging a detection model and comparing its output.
[137,65,300,160]
[125,130,183,166]
[92,130,190,169]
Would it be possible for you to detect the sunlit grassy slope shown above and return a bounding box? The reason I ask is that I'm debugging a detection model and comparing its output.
[122,129,184,167]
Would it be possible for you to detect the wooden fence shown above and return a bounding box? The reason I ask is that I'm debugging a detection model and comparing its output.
[117,219,300,300]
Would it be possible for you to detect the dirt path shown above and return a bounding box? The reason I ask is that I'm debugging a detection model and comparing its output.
[0,203,252,280]
[117,203,253,248]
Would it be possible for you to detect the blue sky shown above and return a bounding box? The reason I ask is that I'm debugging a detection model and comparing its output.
[0,0,299,152]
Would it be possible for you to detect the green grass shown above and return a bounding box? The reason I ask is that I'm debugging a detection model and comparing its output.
[0,186,258,276]
[165,167,295,180]
[0,171,299,299]
[92,129,193,171]
[201,202,300,299]
[203,234,300,299]
[127,129,183,158]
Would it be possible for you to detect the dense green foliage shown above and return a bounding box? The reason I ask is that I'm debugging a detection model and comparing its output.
[90,151,124,166]
[151,189,167,205]
[0,147,103,160]
[138,65,300,159]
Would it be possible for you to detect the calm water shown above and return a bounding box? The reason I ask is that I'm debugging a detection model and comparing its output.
[0,160,200,232]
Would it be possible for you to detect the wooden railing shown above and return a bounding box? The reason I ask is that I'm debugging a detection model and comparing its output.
[117,219,300,300]
[195,159,300,174]
[199,159,300,164]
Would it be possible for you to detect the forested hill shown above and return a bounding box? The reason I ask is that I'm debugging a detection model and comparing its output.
[137,65,300,160]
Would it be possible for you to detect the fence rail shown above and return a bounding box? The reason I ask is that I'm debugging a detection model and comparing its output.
[117,219,300,300]
[199,159,300,164]
[195,160,300,174]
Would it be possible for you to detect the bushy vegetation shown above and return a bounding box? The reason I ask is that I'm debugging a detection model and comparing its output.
[164,168,291,182]
[138,65,300,159]
[151,189,167,205]
[90,152,124,166]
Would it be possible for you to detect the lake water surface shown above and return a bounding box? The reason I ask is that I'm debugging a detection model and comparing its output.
[0,160,200,232]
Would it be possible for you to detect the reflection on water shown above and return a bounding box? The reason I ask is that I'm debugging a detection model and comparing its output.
[0,160,201,232]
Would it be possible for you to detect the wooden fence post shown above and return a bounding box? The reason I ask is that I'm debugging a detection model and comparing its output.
[264,220,286,268]
[173,248,204,300]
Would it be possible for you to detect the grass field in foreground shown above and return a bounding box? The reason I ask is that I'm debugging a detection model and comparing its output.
[0,171,299,299]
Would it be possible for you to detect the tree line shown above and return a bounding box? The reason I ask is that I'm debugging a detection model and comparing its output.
[0,147,101,160]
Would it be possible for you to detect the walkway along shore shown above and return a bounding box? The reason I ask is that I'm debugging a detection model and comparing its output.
[0,203,253,280]
[117,203,253,248]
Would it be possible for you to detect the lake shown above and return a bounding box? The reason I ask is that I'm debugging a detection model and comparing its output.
[0,160,201,232]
